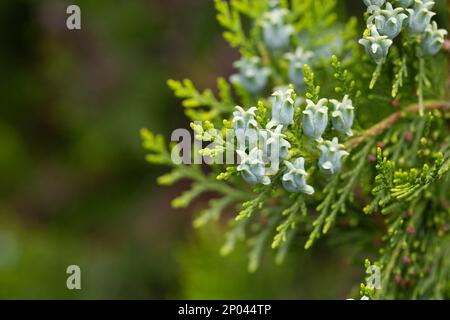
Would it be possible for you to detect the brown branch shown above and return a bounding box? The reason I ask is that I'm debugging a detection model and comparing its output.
[444,39,450,54]
[347,101,450,149]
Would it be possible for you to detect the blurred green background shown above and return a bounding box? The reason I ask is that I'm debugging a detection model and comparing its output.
[0,0,447,299]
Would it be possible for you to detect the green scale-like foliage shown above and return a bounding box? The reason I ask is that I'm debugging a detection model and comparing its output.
[142,0,450,299]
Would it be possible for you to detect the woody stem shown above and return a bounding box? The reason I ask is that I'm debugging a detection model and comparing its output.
[347,100,450,149]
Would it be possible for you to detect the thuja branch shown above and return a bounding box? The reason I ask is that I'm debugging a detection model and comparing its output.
[142,0,450,299]
[347,101,450,149]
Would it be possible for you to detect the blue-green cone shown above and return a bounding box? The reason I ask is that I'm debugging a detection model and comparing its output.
[368,2,407,39]
[318,138,349,175]
[420,21,447,56]
[359,25,393,64]
[237,148,271,185]
[282,157,314,194]
[230,57,271,95]
[330,95,355,137]
[405,0,436,34]
[302,98,329,142]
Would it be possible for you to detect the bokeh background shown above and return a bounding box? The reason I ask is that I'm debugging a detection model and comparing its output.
[0,0,447,299]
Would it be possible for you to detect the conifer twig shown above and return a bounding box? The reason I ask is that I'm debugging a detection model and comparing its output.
[347,101,450,149]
